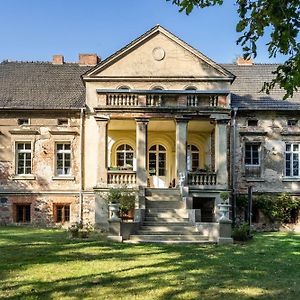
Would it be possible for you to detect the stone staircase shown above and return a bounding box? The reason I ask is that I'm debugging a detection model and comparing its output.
[128,188,213,244]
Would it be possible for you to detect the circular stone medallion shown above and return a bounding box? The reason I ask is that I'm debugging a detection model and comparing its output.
[152,47,165,61]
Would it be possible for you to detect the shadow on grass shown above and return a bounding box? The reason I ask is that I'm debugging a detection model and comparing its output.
[0,226,299,300]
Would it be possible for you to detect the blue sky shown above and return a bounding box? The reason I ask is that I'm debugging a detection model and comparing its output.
[0,0,285,64]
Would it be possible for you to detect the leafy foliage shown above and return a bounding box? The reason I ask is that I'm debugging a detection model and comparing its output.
[254,193,300,223]
[232,223,250,241]
[105,186,135,213]
[168,0,300,99]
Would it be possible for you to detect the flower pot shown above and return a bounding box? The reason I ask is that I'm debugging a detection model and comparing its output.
[108,203,121,221]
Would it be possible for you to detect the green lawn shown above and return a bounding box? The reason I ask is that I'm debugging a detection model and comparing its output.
[0,227,299,300]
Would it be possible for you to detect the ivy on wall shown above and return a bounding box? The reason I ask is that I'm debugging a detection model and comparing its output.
[236,193,300,224]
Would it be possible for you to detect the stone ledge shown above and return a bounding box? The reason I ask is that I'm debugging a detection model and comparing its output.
[282,178,300,182]
[52,176,75,181]
[12,174,36,180]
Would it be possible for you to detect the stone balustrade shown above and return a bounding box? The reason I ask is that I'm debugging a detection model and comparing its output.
[188,172,217,186]
[146,95,162,106]
[187,95,198,107]
[107,170,137,185]
[106,94,139,106]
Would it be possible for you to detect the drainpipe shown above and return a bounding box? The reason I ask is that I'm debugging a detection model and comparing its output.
[79,107,85,224]
[231,107,238,225]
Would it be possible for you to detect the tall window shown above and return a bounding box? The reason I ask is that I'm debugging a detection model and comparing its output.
[187,144,200,171]
[56,143,71,176]
[285,143,300,177]
[16,142,32,175]
[149,144,166,176]
[245,143,260,177]
[245,144,260,165]
[116,144,134,168]
[54,204,70,223]
[15,204,31,223]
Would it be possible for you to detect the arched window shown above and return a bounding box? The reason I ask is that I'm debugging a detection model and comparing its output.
[118,85,130,90]
[116,144,134,168]
[187,144,200,172]
[152,86,164,90]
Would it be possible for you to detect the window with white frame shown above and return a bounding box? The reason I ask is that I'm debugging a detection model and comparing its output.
[116,144,133,168]
[16,142,32,175]
[244,143,261,177]
[187,144,200,172]
[285,143,300,177]
[56,143,71,176]
[245,144,260,165]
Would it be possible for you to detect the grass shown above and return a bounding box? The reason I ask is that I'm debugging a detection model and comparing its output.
[0,227,299,300]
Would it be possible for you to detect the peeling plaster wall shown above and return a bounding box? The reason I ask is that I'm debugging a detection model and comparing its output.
[0,111,86,226]
[235,111,300,194]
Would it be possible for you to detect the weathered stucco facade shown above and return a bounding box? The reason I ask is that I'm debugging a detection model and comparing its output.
[0,25,299,235]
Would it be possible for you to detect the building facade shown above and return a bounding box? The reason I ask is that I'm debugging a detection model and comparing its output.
[0,26,299,239]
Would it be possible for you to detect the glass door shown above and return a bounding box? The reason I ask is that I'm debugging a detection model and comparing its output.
[149,144,166,187]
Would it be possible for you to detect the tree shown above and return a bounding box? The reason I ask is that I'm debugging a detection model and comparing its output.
[168,0,300,99]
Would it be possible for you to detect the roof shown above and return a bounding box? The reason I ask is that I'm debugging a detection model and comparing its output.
[83,24,235,80]
[222,64,300,110]
[0,61,90,110]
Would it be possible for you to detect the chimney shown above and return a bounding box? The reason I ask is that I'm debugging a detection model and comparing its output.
[236,57,253,65]
[79,54,100,66]
[52,55,64,65]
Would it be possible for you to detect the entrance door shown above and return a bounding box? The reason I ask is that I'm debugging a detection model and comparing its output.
[149,144,167,188]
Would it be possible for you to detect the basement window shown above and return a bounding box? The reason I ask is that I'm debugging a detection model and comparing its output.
[18,118,29,126]
[247,119,258,127]
[57,118,69,126]
[14,204,31,223]
[54,204,70,223]
[288,119,298,127]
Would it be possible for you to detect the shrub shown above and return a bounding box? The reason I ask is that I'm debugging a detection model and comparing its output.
[236,194,248,208]
[253,193,300,223]
[232,223,250,241]
[220,191,229,203]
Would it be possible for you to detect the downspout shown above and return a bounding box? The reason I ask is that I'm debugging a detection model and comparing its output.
[79,107,85,224]
[231,107,238,225]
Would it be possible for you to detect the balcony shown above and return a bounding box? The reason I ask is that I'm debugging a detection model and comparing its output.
[107,170,137,185]
[188,172,217,186]
[97,89,229,109]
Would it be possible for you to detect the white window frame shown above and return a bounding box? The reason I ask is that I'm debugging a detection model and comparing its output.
[17,118,30,126]
[16,142,32,175]
[116,144,134,168]
[245,143,260,166]
[56,142,71,176]
[285,143,300,177]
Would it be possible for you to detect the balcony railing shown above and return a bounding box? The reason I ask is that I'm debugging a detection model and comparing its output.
[107,170,137,185]
[106,94,139,106]
[188,172,217,186]
[146,95,162,106]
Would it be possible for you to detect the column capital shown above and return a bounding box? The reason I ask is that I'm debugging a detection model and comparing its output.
[215,119,230,125]
[135,118,149,124]
[95,115,110,123]
[175,117,190,124]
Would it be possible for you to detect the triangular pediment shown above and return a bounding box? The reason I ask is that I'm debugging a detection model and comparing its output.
[83,25,235,80]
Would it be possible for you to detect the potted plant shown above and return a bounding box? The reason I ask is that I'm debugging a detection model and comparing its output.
[119,188,135,221]
[105,188,122,221]
[220,191,229,204]
[218,191,231,221]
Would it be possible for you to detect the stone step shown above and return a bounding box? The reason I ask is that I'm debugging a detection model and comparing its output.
[145,211,189,218]
[138,230,199,235]
[146,201,184,209]
[143,221,192,226]
[145,195,182,201]
[125,239,215,244]
[129,234,209,242]
[144,216,189,222]
[140,225,197,232]
[145,188,180,196]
